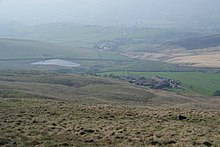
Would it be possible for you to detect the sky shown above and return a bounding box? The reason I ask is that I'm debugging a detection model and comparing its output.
[0,0,220,27]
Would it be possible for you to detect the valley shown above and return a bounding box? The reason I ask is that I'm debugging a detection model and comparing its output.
[0,22,220,146]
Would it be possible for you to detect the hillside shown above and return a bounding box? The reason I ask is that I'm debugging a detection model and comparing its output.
[16,23,123,48]
[0,38,98,60]
[0,71,220,146]
[1,98,220,146]
[170,34,220,50]
[1,22,204,49]
[124,34,220,68]
[0,71,219,108]
[0,38,63,59]
[0,71,154,105]
[0,18,25,38]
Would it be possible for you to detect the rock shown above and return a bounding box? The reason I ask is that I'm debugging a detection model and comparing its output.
[151,141,161,145]
[62,143,70,146]
[176,115,187,120]
[80,129,95,135]
[203,141,212,147]
[0,138,10,146]
[84,139,94,143]
[164,140,177,145]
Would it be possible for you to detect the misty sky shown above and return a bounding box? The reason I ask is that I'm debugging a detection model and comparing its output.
[0,0,220,27]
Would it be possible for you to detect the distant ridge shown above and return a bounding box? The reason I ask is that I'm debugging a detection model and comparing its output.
[170,34,220,50]
[0,38,65,59]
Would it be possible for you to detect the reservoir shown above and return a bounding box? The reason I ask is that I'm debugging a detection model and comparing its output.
[31,59,80,67]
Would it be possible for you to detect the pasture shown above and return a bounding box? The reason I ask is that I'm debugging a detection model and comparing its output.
[99,71,220,96]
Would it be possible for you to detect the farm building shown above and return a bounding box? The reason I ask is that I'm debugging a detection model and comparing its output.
[119,75,180,89]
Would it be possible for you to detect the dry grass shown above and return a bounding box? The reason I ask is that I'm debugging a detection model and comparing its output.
[1,71,220,109]
[0,71,220,146]
[124,46,220,68]
[0,73,154,105]
[167,53,220,67]
[0,98,220,146]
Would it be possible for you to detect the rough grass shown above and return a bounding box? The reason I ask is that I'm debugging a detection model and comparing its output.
[0,98,220,146]
[0,71,220,146]
[0,71,154,105]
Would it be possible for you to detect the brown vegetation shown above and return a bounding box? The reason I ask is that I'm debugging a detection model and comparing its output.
[0,98,220,146]
[0,71,220,146]
[124,46,220,68]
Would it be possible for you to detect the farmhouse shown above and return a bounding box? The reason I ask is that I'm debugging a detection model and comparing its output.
[119,75,180,89]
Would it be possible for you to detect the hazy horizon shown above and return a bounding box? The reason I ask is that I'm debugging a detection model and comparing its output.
[0,0,220,28]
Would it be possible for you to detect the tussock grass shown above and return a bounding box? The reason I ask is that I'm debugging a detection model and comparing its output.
[0,71,220,146]
[0,98,220,146]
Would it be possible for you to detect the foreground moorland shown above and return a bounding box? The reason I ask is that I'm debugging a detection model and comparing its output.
[0,71,220,146]
[1,98,220,146]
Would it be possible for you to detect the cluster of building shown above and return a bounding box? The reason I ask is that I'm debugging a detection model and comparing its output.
[119,75,181,89]
[94,38,137,51]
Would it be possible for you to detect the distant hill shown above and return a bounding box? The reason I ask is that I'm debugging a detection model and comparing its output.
[18,23,121,47]
[170,34,220,50]
[0,38,98,59]
[0,22,125,51]
[0,38,66,59]
[0,18,25,38]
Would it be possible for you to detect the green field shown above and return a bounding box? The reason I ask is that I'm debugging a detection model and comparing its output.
[99,71,220,96]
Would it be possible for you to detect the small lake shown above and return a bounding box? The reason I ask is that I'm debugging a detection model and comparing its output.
[31,59,80,67]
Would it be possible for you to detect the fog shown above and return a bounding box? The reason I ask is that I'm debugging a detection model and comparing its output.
[0,0,220,27]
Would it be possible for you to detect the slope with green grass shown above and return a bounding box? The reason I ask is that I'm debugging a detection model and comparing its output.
[99,71,220,96]
[19,23,123,47]
[0,38,99,60]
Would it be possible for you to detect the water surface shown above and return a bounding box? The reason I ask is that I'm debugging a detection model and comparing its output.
[31,59,80,67]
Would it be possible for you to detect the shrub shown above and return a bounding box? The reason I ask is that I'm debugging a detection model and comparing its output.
[213,90,220,96]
